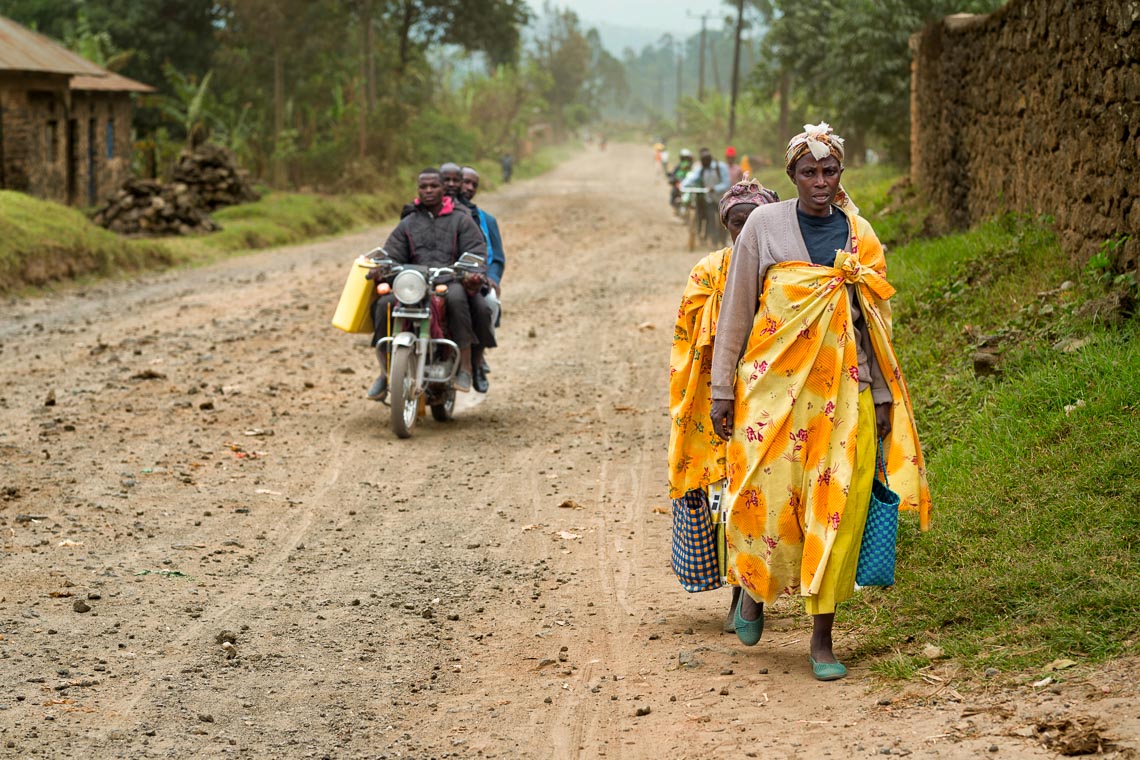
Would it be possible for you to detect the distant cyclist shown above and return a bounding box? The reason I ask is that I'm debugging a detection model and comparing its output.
[681,147,731,247]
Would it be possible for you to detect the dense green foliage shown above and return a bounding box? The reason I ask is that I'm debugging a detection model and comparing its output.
[750,0,1004,161]
[624,0,1005,162]
[4,1,617,190]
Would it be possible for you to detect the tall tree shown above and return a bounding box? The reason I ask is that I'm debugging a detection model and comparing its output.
[531,6,592,136]
[749,0,1004,161]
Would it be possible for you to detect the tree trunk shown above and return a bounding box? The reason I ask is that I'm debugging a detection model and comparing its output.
[365,0,376,113]
[396,0,415,78]
[710,36,721,95]
[359,2,368,159]
[727,0,744,142]
[847,128,866,167]
[777,68,789,140]
[273,47,285,188]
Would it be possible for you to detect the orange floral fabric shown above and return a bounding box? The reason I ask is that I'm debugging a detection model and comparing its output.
[724,213,931,603]
[668,247,731,499]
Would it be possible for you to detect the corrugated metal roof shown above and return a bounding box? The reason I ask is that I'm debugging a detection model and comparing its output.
[0,15,108,76]
[71,71,154,93]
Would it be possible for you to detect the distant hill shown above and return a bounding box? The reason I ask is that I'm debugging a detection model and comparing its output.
[587,19,680,58]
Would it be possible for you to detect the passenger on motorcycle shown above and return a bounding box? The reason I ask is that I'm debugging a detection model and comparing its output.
[681,147,732,248]
[366,168,493,397]
[461,166,504,393]
[439,163,468,213]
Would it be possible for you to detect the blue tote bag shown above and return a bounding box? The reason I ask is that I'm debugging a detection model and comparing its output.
[856,440,901,587]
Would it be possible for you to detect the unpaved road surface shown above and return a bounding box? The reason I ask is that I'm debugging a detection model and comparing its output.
[1,147,1136,759]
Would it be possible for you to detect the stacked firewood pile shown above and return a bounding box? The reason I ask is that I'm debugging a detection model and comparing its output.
[172,144,260,210]
[92,178,220,236]
[93,144,259,236]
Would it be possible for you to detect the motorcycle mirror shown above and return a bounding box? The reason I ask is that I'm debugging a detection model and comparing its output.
[456,252,485,268]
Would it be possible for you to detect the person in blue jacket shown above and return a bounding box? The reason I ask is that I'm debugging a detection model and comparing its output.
[682,147,732,249]
[460,166,505,393]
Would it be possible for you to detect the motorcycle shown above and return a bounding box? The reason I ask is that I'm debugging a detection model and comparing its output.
[366,249,487,439]
[679,186,715,252]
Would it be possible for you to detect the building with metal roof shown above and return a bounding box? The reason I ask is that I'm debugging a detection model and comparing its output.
[1,14,153,207]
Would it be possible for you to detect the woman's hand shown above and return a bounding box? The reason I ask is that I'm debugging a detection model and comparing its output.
[710,398,735,441]
[875,402,892,440]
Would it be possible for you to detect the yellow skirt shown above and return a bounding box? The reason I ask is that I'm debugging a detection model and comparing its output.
[804,389,877,615]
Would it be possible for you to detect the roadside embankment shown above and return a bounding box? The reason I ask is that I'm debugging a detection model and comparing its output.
[0,142,579,294]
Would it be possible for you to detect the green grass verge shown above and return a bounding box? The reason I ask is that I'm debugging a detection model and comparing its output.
[161,190,406,261]
[844,209,1139,679]
[0,190,175,293]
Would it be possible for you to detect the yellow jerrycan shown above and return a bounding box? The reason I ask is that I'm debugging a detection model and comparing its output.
[331,255,378,334]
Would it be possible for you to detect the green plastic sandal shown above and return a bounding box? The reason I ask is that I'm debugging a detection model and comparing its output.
[810,656,847,681]
[733,592,764,646]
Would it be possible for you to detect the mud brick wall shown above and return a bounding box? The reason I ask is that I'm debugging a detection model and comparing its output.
[911,0,1139,267]
[71,91,136,206]
[0,72,70,203]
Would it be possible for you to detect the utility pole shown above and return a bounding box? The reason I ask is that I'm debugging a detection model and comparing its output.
[727,0,745,142]
[675,41,683,130]
[688,10,714,101]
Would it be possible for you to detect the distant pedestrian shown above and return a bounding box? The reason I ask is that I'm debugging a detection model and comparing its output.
[725,146,743,184]
[500,153,513,184]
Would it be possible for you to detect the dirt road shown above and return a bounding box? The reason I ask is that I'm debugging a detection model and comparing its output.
[1,147,1135,759]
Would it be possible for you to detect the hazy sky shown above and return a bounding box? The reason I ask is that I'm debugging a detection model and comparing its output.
[556,0,734,37]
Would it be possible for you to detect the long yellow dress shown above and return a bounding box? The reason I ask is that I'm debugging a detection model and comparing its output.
[668,246,732,499]
[724,212,931,609]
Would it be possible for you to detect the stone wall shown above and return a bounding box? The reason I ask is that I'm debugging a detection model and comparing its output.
[911,0,1139,267]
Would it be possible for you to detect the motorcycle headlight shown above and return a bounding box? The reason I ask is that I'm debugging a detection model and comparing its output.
[392,270,427,305]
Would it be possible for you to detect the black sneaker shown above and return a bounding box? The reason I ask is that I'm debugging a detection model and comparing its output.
[473,366,489,394]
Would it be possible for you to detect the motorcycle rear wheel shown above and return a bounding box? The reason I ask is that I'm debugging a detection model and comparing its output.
[389,344,417,438]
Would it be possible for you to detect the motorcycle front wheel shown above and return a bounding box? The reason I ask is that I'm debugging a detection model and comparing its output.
[389,344,418,438]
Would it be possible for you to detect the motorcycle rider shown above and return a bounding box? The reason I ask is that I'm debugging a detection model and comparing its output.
[366,167,491,397]
[668,148,695,211]
[681,147,731,248]
[461,166,504,394]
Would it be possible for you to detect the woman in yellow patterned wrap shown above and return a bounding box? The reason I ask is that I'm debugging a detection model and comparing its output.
[668,177,778,631]
[709,123,931,681]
